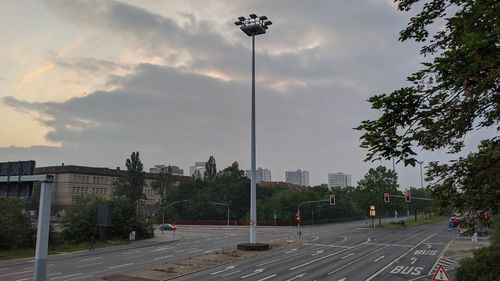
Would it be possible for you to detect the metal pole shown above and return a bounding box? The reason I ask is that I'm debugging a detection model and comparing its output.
[227,205,230,227]
[250,33,257,244]
[419,162,424,189]
[34,181,53,281]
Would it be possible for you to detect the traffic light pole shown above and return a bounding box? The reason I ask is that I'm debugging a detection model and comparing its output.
[296,199,330,238]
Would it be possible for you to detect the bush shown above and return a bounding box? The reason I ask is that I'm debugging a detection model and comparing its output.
[60,196,101,243]
[0,198,34,250]
[456,216,500,281]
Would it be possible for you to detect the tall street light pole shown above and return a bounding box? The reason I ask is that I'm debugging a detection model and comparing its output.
[235,14,272,244]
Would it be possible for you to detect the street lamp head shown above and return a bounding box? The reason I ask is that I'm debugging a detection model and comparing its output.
[235,14,272,36]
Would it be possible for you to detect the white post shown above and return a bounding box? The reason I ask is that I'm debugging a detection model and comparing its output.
[33,181,53,281]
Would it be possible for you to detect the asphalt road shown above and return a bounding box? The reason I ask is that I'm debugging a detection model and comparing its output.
[0,219,453,281]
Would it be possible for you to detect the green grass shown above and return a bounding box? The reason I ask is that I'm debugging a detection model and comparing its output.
[380,215,448,229]
[0,240,130,261]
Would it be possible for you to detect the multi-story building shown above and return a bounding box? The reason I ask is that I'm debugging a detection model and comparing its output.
[328,172,352,188]
[285,169,310,186]
[33,164,190,212]
[150,165,184,176]
[245,167,272,183]
[189,162,206,177]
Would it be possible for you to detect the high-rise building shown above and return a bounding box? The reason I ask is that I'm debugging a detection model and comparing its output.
[245,167,272,183]
[285,169,310,186]
[189,162,206,177]
[150,165,184,176]
[328,172,352,188]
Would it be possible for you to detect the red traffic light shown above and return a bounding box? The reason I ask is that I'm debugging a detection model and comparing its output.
[329,194,336,205]
[405,191,411,202]
[384,193,390,203]
[296,215,301,223]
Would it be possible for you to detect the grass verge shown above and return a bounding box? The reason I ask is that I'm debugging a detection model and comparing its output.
[0,240,130,261]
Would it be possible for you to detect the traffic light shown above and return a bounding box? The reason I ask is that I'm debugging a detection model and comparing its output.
[405,191,411,202]
[384,193,390,203]
[296,215,301,223]
[329,194,336,205]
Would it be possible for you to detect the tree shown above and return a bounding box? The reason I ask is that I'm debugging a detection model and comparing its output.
[427,139,500,212]
[353,166,401,224]
[61,196,101,243]
[356,0,499,211]
[151,165,174,208]
[204,156,217,181]
[114,151,145,204]
[0,198,34,250]
[357,0,499,165]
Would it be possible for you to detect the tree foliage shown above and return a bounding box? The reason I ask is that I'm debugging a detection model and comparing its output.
[356,0,499,212]
[0,198,34,250]
[151,165,175,208]
[113,151,145,203]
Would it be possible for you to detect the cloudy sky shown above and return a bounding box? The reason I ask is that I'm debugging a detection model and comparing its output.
[0,0,489,188]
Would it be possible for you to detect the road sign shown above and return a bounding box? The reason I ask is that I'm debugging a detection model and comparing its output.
[432,265,451,281]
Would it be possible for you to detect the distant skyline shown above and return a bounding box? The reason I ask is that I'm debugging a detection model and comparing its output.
[1,0,494,189]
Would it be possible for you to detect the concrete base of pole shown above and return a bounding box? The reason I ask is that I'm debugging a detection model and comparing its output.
[237,243,270,251]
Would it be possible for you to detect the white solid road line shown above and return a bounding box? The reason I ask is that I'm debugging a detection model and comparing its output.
[204,248,221,253]
[50,273,82,280]
[257,274,277,281]
[151,246,174,252]
[341,253,355,259]
[286,273,306,281]
[153,255,172,260]
[365,231,442,281]
[108,263,134,269]
[373,255,385,262]
[0,268,9,271]
[285,248,297,254]
[79,256,103,262]
[77,261,103,267]
[0,270,33,277]
[221,270,241,277]
[211,265,236,275]
[289,238,370,271]
[122,250,141,255]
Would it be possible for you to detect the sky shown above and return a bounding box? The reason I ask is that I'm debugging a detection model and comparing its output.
[0,0,491,188]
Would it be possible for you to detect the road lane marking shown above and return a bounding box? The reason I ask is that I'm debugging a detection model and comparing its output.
[127,254,145,259]
[187,249,202,253]
[286,273,306,281]
[0,268,9,271]
[153,255,172,260]
[258,248,321,266]
[365,231,442,281]
[109,263,134,269]
[289,238,370,271]
[151,246,174,252]
[78,261,103,267]
[366,243,412,248]
[47,273,62,276]
[14,278,30,281]
[304,243,349,249]
[328,246,387,275]
[50,273,82,280]
[211,266,236,275]
[79,256,103,262]
[257,274,276,281]
[122,250,141,255]
[341,253,355,259]
[204,248,221,253]
[410,257,418,264]
[222,270,241,277]
[241,268,264,279]
[285,248,297,254]
[65,274,94,281]
[373,255,385,262]
[0,270,33,277]
[311,250,324,256]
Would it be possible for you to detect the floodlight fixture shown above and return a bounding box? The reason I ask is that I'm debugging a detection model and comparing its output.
[238,16,246,21]
[234,14,272,36]
[259,16,268,21]
[234,21,242,26]
[265,21,272,26]
[249,14,257,19]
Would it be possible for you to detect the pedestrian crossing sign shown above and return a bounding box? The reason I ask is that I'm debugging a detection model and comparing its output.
[432,265,451,281]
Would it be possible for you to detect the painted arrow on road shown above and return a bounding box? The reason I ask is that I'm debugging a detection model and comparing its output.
[211,265,235,275]
[337,278,346,281]
[373,256,385,262]
[286,273,306,281]
[241,268,264,279]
